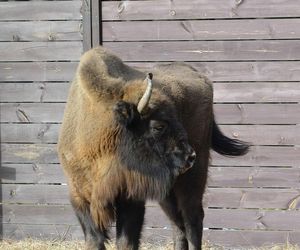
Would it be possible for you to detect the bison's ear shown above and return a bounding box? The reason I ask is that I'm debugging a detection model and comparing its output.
[77,47,127,101]
[113,101,141,127]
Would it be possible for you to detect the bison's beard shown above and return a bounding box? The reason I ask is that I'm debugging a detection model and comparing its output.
[117,136,177,201]
[121,164,175,201]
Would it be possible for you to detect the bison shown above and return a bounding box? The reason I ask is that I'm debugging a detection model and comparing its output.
[58,46,248,250]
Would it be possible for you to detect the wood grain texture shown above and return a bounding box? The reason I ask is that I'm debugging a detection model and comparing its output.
[213,82,300,103]
[2,184,70,205]
[102,0,300,20]
[211,146,299,167]
[2,223,300,246]
[204,188,300,209]
[0,82,70,103]
[2,223,83,240]
[1,164,66,184]
[0,42,82,62]
[82,0,92,51]
[147,206,300,231]
[1,124,61,143]
[1,144,58,164]
[2,124,299,146]
[103,19,300,41]
[208,167,300,188]
[2,183,300,209]
[1,145,299,166]
[219,125,300,146]
[214,104,300,124]
[0,62,78,82]
[203,230,300,247]
[1,61,300,82]
[129,61,300,82]
[0,1,82,21]
[2,103,299,124]
[1,164,299,188]
[2,82,298,103]
[0,21,82,42]
[104,40,300,61]
[2,204,300,232]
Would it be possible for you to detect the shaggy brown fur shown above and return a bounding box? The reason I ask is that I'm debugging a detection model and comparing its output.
[58,46,248,250]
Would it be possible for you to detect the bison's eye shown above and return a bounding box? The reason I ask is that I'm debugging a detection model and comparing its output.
[150,120,168,137]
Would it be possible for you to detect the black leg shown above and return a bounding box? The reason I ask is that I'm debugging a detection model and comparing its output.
[71,199,108,250]
[182,206,204,250]
[159,192,188,250]
[116,197,145,250]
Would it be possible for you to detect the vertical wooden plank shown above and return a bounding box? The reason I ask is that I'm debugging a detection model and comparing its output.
[82,0,92,51]
[91,0,101,47]
[1,87,3,239]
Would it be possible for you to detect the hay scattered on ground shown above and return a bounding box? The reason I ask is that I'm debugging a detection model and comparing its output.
[0,239,299,250]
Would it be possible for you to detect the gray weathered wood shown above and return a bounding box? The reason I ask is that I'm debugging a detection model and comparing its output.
[3,223,83,241]
[2,204,300,232]
[2,204,76,225]
[129,61,300,82]
[213,82,300,103]
[0,42,82,62]
[1,144,59,164]
[2,103,299,124]
[2,82,299,103]
[104,40,300,61]
[91,0,101,47]
[2,184,70,205]
[147,206,300,231]
[2,124,299,146]
[0,82,70,103]
[2,223,300,246]
[2,183,300,209]
[0,62,78,82]
[1,164,66,184]
[0,103,65,123]
[82,0,92,51]
[214,104,300,125]
[204,188,300,209]
[0,1,82,21]
[219,125,300,146]
[211,146,299,167]
[1,61,300,82]
[208,167,300,188]
[2,144,298,167]
[204,230,300,247]
[0,21,82,42]
[1,124,61,143]
[102,0,300,20]
[103,19,300,41]
[2,163,299,188]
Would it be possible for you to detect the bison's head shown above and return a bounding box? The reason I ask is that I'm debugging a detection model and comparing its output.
[78,47,196,200]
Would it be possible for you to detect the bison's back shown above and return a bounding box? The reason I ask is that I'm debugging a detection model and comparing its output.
[152,62,214,145]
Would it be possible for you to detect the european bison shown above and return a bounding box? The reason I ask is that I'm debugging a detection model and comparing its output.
[58,46,248,250]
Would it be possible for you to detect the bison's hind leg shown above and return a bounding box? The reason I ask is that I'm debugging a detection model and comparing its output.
[115,197,145,250]
[71,198,108,250]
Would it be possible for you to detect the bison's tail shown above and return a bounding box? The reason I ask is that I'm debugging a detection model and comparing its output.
[211,119,249,156]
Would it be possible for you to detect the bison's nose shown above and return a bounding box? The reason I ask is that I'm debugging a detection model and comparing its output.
[187,151,196,166]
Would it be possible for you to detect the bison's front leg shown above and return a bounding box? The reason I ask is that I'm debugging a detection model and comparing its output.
[115,197,145,250]
[70,195,108,250]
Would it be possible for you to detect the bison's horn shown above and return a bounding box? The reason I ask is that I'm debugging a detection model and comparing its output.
[137,73,153,113]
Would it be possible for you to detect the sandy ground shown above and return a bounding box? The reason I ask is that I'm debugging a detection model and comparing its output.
[0,239,299,250]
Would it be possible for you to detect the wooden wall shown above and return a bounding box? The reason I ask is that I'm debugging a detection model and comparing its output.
[1,0,300,248]
[0,0,83,241]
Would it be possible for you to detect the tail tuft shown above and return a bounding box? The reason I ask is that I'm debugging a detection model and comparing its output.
[212,120,249,156]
